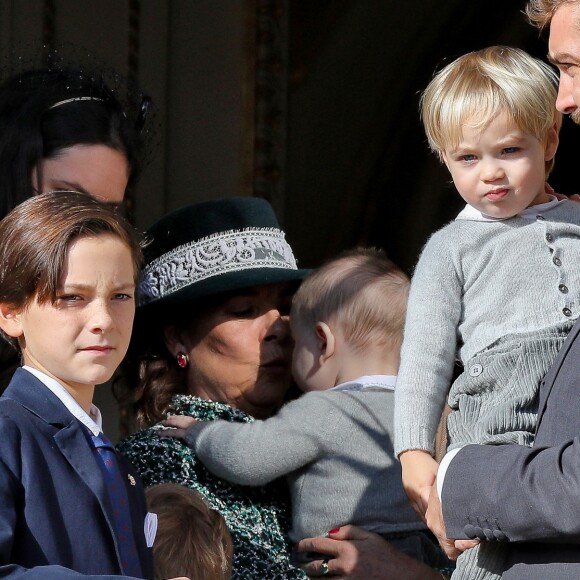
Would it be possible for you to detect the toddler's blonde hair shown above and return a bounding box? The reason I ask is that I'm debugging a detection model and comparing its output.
[421,46,561,174]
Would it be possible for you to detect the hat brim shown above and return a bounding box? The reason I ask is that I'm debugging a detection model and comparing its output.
[138,266,310,312]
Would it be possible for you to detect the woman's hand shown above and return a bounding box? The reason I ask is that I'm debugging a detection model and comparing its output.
[399,450,438,520]
[295,525,441,579]
[159,415,198,439]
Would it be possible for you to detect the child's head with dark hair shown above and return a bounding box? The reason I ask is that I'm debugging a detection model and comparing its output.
[146,483,233,580]
[0,191,142,388]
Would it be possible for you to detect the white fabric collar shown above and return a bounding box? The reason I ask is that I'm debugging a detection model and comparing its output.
[22,366,102,436]
[455,195,563,222]
[330,374,397,392]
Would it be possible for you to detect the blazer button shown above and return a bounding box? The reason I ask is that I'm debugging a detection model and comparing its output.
[473,526,485,539]
[483,528,495,541]
[463,524,476,538]
[493,530,508,542]
[559,284,569,294]
[469,364,483,377]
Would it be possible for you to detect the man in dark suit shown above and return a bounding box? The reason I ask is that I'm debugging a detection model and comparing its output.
[426,3,580,577]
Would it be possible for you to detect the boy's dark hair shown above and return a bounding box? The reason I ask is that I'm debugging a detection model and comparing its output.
[146,484,233,580]
[292,247,410,354]
[0,68,145,220]
[0,190,143,350]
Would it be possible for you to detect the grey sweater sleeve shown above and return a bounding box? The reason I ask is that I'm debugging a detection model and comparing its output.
[394,229,462,456]
[185,395,325,486]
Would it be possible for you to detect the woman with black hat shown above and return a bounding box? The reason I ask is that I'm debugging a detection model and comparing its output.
[118,196,452,579]
[117,197,309,579]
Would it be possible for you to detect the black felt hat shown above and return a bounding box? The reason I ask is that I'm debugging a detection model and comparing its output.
[138,197,309,309]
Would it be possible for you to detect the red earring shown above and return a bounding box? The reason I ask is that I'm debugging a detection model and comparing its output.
[176,352,189,369]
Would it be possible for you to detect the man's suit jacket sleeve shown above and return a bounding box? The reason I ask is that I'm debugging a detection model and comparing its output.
[442,440,580,543]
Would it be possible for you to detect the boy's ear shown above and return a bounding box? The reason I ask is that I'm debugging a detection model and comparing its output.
[315,322,335,365]
[163,324,187,358]
[544,122,559,161]
[0,303,24,338]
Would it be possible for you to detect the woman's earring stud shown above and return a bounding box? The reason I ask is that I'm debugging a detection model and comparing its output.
[176,352,189,369]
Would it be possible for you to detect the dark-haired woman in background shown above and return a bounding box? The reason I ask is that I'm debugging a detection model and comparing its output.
[0,64,150,388]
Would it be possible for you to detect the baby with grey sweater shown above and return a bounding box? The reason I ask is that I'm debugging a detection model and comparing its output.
[394,47,580,579]
[164,248,447,570]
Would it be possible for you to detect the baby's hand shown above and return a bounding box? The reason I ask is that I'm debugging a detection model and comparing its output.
[159,415,198,439]
[399,450,438,521]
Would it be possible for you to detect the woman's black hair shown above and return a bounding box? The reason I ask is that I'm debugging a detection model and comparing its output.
[0,68,145,220]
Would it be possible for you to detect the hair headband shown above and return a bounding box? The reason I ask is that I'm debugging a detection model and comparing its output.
[49,96,106,110]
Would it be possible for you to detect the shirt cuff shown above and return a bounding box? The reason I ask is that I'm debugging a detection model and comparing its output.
[436,447,463,501]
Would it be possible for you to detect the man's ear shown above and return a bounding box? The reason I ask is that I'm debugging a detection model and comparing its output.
[0,303,23,338]
[315,322,335,365]
[163,324,187,358]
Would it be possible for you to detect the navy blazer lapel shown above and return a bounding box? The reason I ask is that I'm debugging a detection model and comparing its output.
[535,318,580,432]
[54,422,109,508]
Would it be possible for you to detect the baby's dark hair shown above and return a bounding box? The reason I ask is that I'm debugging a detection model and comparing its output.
[292,247,410,354]
[0,68,145,220]
[0,190,143,351]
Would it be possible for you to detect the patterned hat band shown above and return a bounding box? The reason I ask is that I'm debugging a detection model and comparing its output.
[139,227,298,305]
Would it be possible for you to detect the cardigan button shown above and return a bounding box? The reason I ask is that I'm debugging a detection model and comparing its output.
[546,233,554,242]
[563,308,572,318]
[553,257,562,266]
[559,284,569,294]
[469,364,483,377]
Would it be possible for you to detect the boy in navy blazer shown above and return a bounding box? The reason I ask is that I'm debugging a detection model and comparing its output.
[0,192,187,579]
